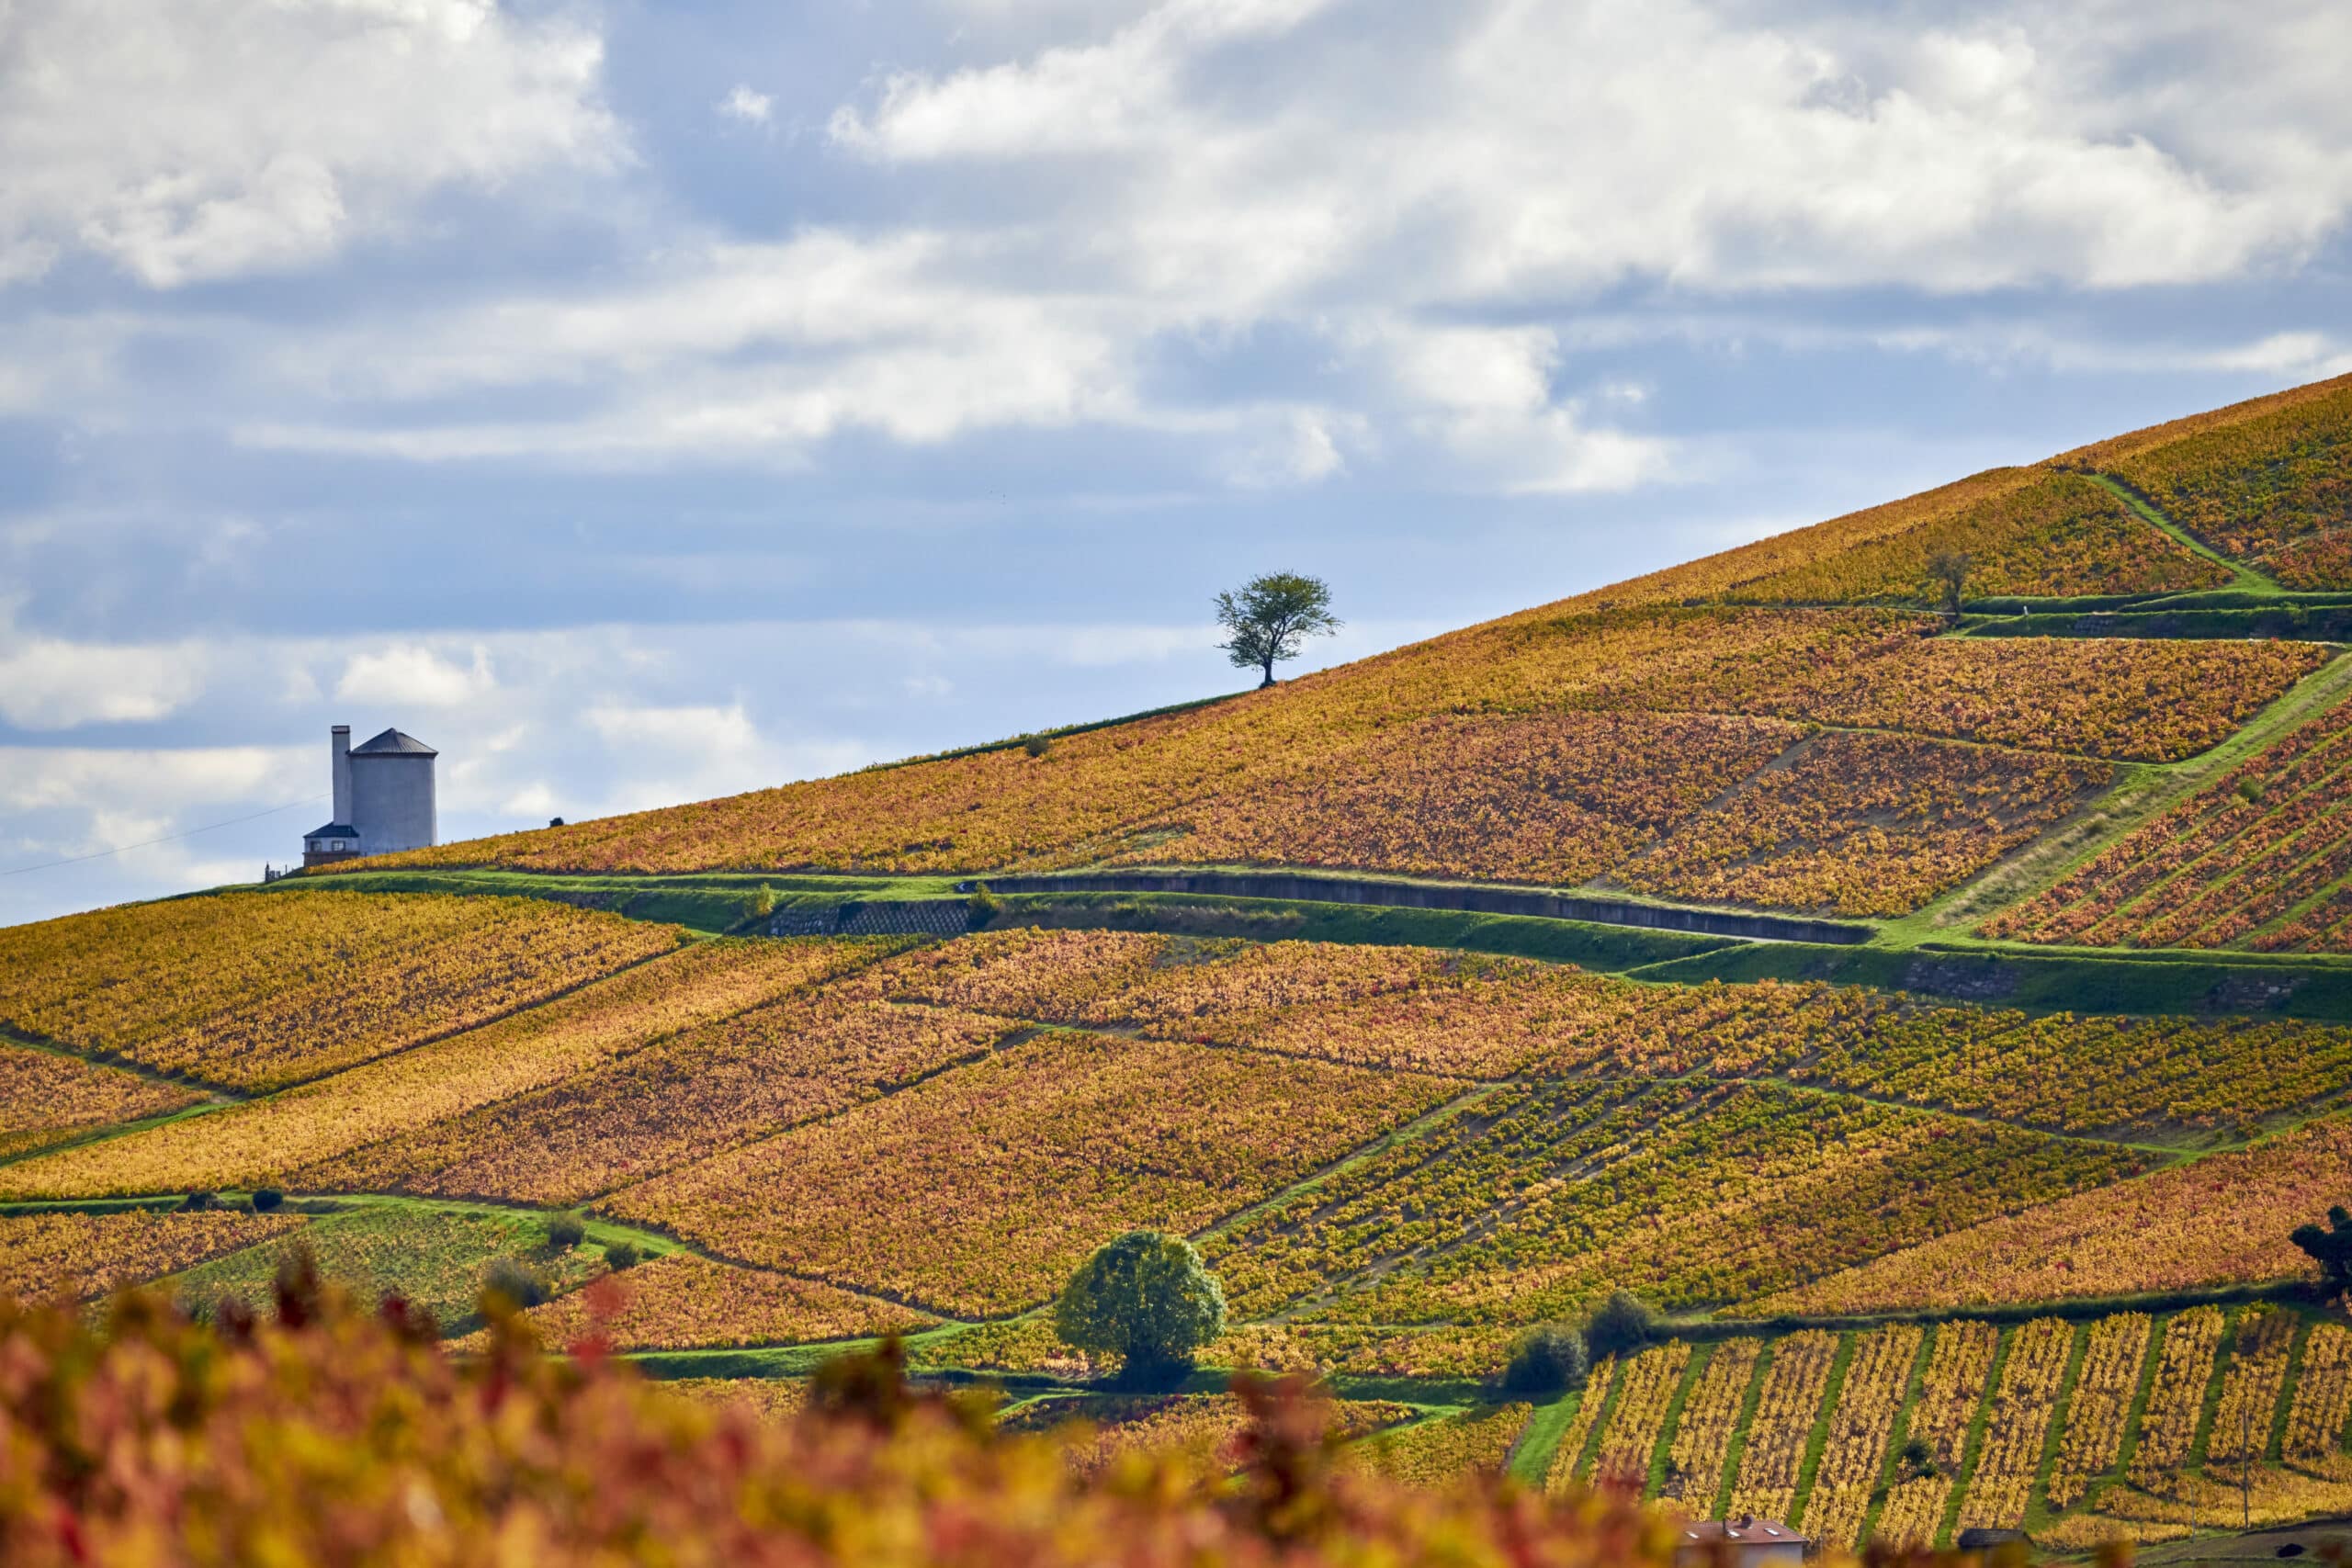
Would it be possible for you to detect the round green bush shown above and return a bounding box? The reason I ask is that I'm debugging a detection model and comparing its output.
[1500,1323,1590,1396]
[544,1213,587,1250]
[1584,1290,1659,1360]
[603,1241,642,1272]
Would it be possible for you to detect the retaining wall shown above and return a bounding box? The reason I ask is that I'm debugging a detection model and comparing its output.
[961,871,1871,945]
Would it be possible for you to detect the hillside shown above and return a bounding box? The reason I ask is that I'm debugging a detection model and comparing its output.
[7,373,2352,1552]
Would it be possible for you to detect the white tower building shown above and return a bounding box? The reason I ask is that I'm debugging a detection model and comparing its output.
[302,725,438,866]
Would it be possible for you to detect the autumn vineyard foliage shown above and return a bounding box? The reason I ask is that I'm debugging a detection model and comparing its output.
[1990,682,2352,953]
[11,373,2352,1552]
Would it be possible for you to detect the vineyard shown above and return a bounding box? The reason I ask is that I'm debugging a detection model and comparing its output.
[326,604,2322,919]
[2059,372,2352,587]
[6,376,2352,1551]
[0,891,685,1091]
[1989,685,2352,953]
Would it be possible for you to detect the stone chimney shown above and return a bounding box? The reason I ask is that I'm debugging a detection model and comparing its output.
[331,725,352,824]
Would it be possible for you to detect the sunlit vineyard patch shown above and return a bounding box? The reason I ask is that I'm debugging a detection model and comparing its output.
[2,939,887,1199]
[1747,1119,2349,1314]
[1585,1341,1692,1488]
[1716,637,2327,764]
[2047,1314,2152,1508]
[1103,709,1801,886]
[1658,1339,1760,1510]
[1990,685,2352,953]
[1353,1404,1531,1490]
[0,891,683,1092]
[1208,1078,2134,1325]
[1720,468,2230,604]
[1611,731,2106,916]
[304,994,1023,1206]
[1801,1325,1921,1548]
[1724,1330,1837,1521]
[2063,371,2352,587]
[0,1040,207,1162]
[1955,1317,2071,1531]
[1871,1321,1996,1548]
[605,1029,1458,1316]
[0,1208,304,1303]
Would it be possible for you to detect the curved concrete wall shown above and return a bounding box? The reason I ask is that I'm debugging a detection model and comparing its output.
[967,870,1872,945]
[351,754,436,855]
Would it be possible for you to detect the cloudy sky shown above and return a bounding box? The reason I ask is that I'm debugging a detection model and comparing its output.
[4,0,2350,926]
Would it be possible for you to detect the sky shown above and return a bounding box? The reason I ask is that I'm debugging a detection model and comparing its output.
[4,0,2351,928]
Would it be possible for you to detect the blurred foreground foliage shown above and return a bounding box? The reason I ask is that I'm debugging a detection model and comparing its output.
[0,1253,1700,1567]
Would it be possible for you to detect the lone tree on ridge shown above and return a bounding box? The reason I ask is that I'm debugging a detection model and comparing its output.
[1055,1231,1227,1387]
[1924,550,1973,616]
[1215,572,1340,688]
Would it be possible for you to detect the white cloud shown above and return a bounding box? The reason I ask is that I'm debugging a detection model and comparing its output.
[0,744,305,814]
[834,0,2352,297]
[0,619,210,728]
[0,0,617,288]
[335,644,497,707]
[718,85,774,125]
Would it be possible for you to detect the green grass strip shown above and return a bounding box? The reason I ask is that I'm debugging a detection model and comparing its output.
[1713,1338,1776,1519]
[1646,1342,1713,1502]
[1789,1331,1858,1530]
[2086,473,2278,595]
[2025,1318,2093,1532]
[1860,1323,1940,1548]
[1507,1391,1586,1487]
[1939,1323,2014,1548]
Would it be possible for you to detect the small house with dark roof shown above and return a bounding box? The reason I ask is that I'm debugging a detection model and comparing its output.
[302,724,438,866]
[1672,1517,1807,1568]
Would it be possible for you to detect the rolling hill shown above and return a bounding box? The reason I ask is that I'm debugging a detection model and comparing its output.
[7,370,2352,1551]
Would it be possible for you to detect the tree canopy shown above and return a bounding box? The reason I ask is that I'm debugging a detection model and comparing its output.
[2292,1205,2352,1296]
[1054,1231,1227,1383]
[1215,573,1340,688]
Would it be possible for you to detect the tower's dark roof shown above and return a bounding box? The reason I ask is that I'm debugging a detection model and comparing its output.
[349,728,437,757]
[304,823,359,840]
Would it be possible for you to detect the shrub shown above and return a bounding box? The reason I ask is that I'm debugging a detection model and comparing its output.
[481,1257,548,1310]
[747,885,777,920]
[1499,1323,1590,1396]
[251,1188,284,1213]
[1023,734,1054,759]
[1055,1231,1227,1387]
[545,1213,587,1250]
[1585,1291,1659,1360]
[179,1190,216,1213]
[604,1241,642,1272]
[967,883,1004,930]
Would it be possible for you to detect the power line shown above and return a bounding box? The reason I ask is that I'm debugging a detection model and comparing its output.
[0,795,328,877]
